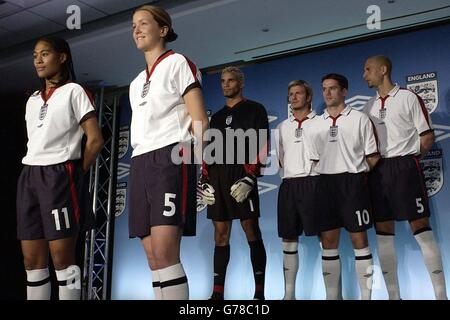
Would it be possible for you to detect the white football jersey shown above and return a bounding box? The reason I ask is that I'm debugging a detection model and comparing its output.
[275,110,319,179]
[306,106,379,174]
[363,85,433,158]
[129,50,202,157]
[22,82,95,166]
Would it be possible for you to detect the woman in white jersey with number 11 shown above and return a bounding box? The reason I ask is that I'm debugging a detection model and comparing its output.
[17,36,104,300]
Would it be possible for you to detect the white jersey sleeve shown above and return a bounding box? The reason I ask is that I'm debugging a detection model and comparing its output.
[274,122,284,177]
[71,84,95,123]
[274,122,284,168]
[361,114,379,156]
[172,57,202,97]
[410,93,433,135]
[303,128,319,161]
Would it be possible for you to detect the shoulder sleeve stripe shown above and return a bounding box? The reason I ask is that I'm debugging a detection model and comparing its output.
[401,88,431,128]
[81,86,95,108]
[181,55,202,96]
[182,55,200,83]
[414,92,431,128]
[369,118,380,154]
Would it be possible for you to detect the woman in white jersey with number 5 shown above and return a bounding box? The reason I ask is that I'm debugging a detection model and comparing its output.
[16,37,104,300]
[129,5,208,300]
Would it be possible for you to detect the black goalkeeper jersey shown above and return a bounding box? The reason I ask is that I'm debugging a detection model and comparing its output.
[207,99,269,177]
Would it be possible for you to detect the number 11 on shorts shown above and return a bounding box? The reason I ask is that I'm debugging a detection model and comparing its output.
[51,207,70,231]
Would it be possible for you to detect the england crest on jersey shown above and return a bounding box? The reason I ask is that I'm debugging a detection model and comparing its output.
[329,125,338,138]
[115,182,127,217]
[420,149,443,197]
[225,115,233,126]
[118,126,129,159]
[406,72,438,114]
[39,103,48,121]
[141,80,150,98]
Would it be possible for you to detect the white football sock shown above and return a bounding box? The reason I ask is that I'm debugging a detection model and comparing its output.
[26,268,51,300]
[282,241,299,300]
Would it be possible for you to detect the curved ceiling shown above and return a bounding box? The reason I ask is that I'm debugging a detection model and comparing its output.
[1,0,449,95]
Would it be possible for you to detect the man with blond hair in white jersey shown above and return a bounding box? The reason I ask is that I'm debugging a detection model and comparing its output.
[275,80,319,300]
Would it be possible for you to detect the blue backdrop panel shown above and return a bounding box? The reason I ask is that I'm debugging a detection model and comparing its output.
[111,23,450,300]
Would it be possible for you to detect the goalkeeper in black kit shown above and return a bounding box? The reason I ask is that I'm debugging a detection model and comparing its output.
[197,66,269,300]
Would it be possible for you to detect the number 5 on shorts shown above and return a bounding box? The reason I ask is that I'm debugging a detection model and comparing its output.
[163,193,176,217]
[416,198,424,214]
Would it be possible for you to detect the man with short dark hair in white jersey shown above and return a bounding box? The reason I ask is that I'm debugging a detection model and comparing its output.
[363,55,447,300]
[307,73,380,300]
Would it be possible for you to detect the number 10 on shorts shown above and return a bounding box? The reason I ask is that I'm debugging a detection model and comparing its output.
[355,209,370,226]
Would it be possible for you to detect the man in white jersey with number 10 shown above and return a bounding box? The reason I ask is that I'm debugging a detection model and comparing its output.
[306,73,380,300]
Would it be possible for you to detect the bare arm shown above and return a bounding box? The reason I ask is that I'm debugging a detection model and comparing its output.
[184,87,209,163]
[80,116,104,173]
[365,153,380,170]
[419,131,435,159]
